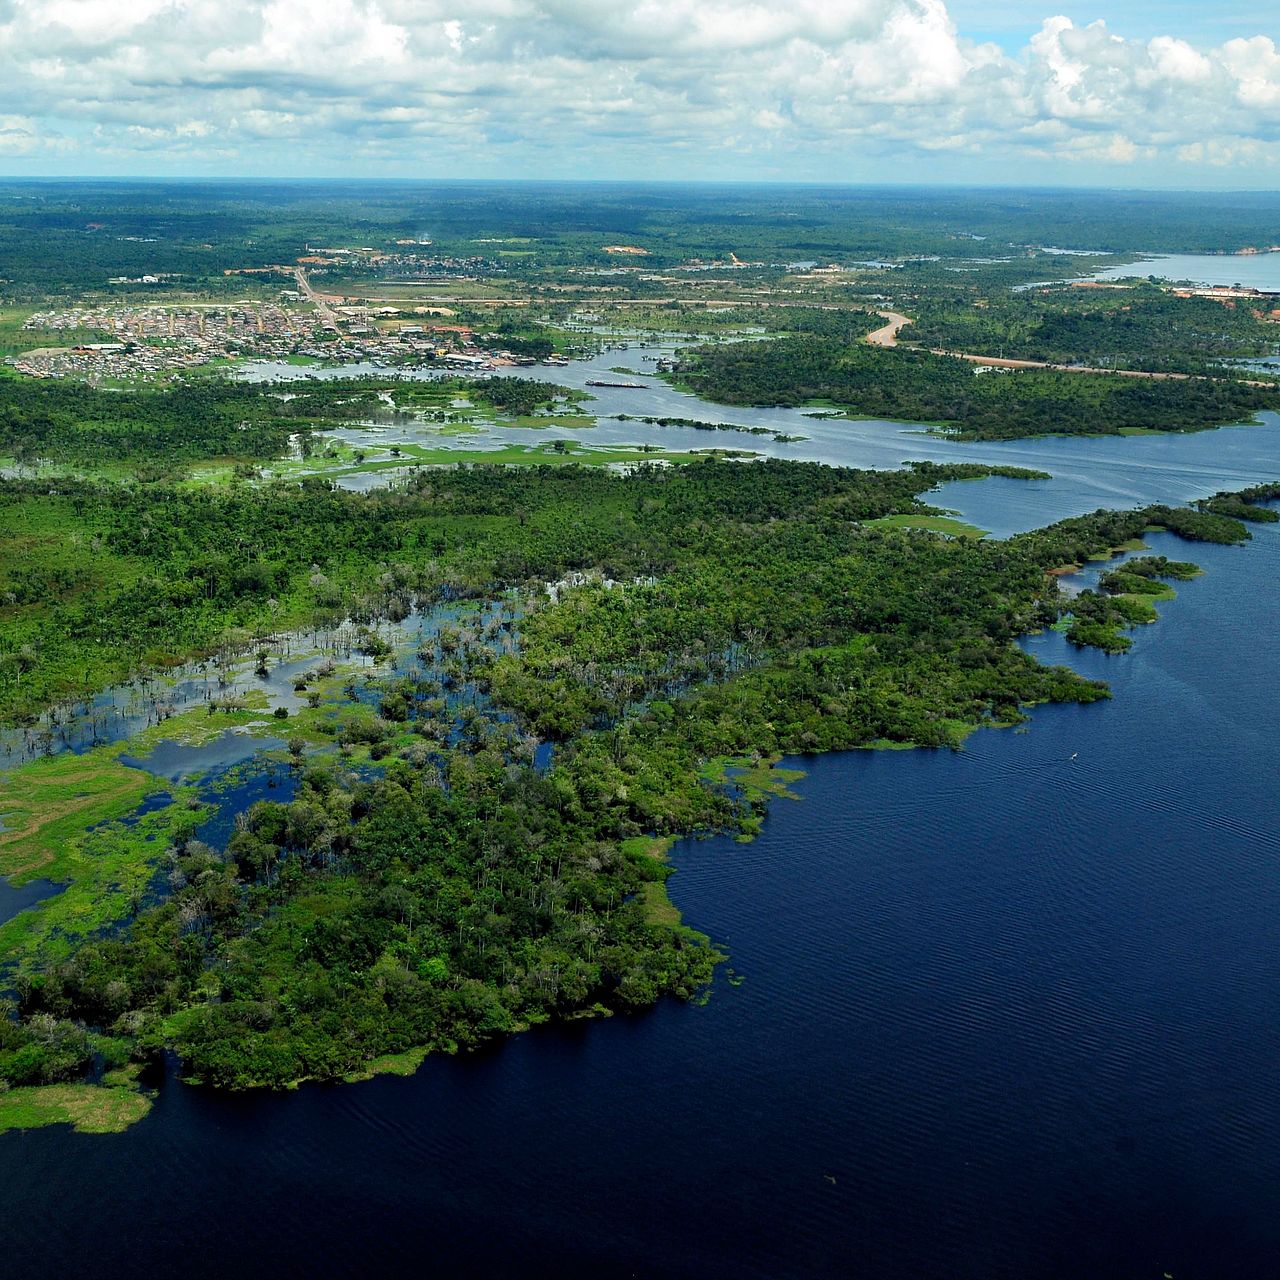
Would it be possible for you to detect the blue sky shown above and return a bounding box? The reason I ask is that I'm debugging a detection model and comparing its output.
[948,2,1267,50]
[0,1,1277,187]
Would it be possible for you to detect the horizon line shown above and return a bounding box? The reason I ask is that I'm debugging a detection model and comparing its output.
[1,174,1279,196]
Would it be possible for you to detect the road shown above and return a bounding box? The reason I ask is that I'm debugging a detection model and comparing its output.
[865,311,911,347]
[294,267,341,327]
[864,309,1273,386]
[290,284,1275,390]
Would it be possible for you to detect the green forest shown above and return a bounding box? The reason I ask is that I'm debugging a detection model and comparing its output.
[905,285,1280,374]
[4,181,1280,295]
[673,338,1280,439]
[0,373,585,477]
[2,456,1272,1098]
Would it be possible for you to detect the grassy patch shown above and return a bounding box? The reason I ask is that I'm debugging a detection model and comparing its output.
[269,439,705,475]
[620,834,674,862]
[866,513,986,539]
[0,751,156,882]
[342,1045,431,1082]
[0,1079,152,1134]
[500,413,597,431]
[641,880,682,927]
[0,746,210,968]
[1126,583,1176,602]
[702,755,807,807]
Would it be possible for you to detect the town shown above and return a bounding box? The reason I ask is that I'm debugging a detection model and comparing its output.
[11,299,546,380]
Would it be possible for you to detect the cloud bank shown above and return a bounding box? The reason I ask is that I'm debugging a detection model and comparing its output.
[0,0,1277,181]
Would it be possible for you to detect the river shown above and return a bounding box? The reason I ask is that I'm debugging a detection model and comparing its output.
[240,346,1280,534]
[3,363,1279,1277]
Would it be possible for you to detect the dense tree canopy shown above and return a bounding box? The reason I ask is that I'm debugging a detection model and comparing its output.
[674,339,1279,439]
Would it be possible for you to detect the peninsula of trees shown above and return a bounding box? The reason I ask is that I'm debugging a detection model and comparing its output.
[2,460,1272,1098]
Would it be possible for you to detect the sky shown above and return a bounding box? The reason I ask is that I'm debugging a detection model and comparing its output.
[0,1,1277,187]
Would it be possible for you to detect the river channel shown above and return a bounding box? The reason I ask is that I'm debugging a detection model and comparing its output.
[241,344,1280,538]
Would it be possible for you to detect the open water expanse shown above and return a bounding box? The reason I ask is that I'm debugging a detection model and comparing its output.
[1089,250,1280,290]
[3,359,1280,1276]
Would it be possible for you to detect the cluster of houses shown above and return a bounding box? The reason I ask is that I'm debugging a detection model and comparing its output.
[294,246,497,281]
[13,303,309,378]
[9,302,539,379]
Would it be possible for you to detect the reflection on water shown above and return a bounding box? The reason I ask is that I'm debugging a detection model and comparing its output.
[0,606,479,770]
[0,876,64,926]
[120,730,286,783]
[192,757,298,852]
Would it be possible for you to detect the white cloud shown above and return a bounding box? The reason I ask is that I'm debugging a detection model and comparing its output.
[0,1,1276,177]
[1222,36,1280,109]
[1146,36,1211,85]
[0,114,39,154]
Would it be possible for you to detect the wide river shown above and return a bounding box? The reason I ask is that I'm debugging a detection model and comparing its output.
[3,359,1280,1277]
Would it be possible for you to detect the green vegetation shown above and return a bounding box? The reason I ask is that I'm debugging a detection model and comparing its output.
[865,514,985,539]
[907,462,1052,482]
[1,450,1273,1106]
[0,749,209,967]
[3,181,1279,298]
[3,456,1192,1098]
[0,1073,153,1134]
[906,285,1280,375]
[0,377,307,471]
[0,374,600,479]
[1195,483,1280,524]
[674,340,1280,440]
[1055,529,1247,651]
[614,413,803,442]
[468,376,582,417]
[3,178,1279,1118]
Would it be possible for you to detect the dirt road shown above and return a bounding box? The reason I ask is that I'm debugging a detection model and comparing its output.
[864,309,1273,386]
[865,311,911,347]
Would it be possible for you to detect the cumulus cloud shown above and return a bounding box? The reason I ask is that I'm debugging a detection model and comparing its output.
[0,0,1276,176]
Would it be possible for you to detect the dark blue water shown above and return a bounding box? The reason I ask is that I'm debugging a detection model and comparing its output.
[0,876,64,925]
[3,500,1278,1278]
[193,758,299,851]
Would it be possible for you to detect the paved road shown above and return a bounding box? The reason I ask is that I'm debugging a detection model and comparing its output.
[294,267,341,327]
